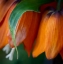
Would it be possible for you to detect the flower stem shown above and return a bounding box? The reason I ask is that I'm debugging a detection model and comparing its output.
[57,0,61,11]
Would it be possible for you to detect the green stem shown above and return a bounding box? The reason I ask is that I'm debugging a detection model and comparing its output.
[57,0,61,11]
[12,34,18,59]
[11,29,18,59]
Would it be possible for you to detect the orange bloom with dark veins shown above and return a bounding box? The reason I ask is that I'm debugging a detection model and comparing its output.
[32,9,63,59]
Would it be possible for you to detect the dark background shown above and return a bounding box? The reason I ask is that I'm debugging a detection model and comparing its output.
[0,44,63,64]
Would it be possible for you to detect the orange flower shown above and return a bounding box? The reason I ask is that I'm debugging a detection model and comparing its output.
[0,0,16,22]
[0,1,17,60]
[32,9,63,59]
[1,0,62,60]
[8,2,57,56]
[0,0,17,50]
[8,11,41,56]
[32,10,50,57]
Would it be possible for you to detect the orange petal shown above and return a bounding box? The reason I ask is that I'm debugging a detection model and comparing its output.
[32,11,50,57]
[45,13,63,59]
[23,12,41,56]
[0,0,16,22]
[0,3,17,48]
[0,19,8,48]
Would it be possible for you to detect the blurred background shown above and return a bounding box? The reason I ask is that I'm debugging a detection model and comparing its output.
[0,44,63,64]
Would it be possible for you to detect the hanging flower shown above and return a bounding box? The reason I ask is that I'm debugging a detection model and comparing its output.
[0,0,41,60]
[0,0,63,61]
[32,8,63,59]
[0,0,17,60]
[7,2,56,59]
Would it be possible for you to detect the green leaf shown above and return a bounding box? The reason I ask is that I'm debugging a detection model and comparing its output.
[9,0,54,58]
[9,0,54,30]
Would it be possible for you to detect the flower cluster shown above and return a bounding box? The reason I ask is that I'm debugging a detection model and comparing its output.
[0,0,63,60]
